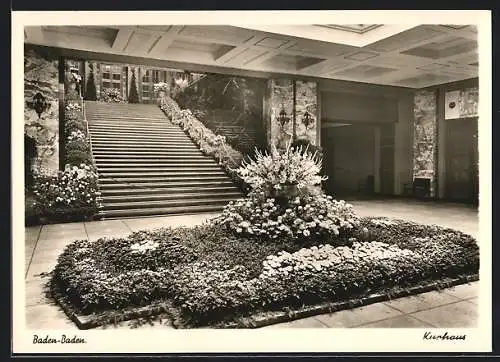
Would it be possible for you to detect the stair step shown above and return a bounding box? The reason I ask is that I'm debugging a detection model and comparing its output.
[102,191,242,203]
[89,128,181,134]
[97,166,222,173]
[89,124,177,131]
[94,155,211,161]
[90,130,184,136]
[101,196,237,211]
[99,204,225,219]
[91,136,189,142]
[100,185,240,195]
[91,142,197,148]
[85,100,241,219]
[98,176,231,184]
[99,171,227,178]
[95,163,220,168]
[93,154,207,160]
[86,114,165,120]
[87,121,174,128]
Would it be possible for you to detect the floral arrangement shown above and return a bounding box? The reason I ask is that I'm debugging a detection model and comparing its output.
[153,82,170,95]
[236,141,327,196]
[213,193,358,240]
[65,103,82,112]
[212,141,358,241]
[67,130,87,143]
[159,96,244,174]
[33,164,102,217]
[99,88,126,104]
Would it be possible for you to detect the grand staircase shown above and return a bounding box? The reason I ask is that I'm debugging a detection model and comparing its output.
[85,101,243,219]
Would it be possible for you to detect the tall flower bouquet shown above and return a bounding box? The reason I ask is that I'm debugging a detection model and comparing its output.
[237,141,327,202]
[213,142,358,242]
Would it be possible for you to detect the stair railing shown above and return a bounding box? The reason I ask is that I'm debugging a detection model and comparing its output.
[82,97,105,215]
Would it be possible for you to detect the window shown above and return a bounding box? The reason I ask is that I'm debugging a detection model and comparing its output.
[101,64,122,92]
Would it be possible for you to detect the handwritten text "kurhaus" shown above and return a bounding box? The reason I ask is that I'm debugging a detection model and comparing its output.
[423,331,466,341]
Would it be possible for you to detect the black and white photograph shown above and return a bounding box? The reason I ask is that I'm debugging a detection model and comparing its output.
[12,10,492,354]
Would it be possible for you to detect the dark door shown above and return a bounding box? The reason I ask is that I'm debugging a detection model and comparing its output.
[445,117,478,203]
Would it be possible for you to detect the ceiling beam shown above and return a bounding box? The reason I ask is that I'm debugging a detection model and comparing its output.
[243,40,298,67]
[148,25,184,55]
[111,27,134,52]
[214,35,268,65]
[24,26,44,44]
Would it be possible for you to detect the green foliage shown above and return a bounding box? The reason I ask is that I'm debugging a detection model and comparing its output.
[65,149,92,166]
[64,119,87,135]
[128,70,139,104]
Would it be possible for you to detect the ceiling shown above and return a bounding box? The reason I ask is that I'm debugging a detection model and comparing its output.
[24,24,478,88]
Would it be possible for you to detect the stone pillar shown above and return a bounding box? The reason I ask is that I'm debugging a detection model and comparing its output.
[24,48,60,176]
[413,90,438,197]
[266,78,319,150]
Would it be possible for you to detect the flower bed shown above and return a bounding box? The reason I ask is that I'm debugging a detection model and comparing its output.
[49,217,479,328]
[31,100,102,223]
[48,143,478,328]
[159,96,246,188]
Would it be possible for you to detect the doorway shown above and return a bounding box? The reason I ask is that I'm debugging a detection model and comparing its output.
[322,123,376,198]
[445,117,479,204]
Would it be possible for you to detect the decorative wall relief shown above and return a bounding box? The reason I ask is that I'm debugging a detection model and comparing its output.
[295,80,318,145]
[413,89,437,197]
[268,79,294,149]
[24,47,59,175]
[445,87,479,120]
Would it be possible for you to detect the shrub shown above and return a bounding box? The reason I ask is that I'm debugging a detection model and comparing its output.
[85,64,97,101]
[128,71,139,104]
[65,149,93,167]
[64,119,87,136]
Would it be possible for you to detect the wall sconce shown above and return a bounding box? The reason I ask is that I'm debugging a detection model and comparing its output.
[302,111,314,129]
[30,92,50,119]
[277,106,290,128]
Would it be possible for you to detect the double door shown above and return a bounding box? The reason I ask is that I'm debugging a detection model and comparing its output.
[445,117,479,204]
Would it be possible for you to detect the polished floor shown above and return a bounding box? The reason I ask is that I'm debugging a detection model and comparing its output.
[24,199,479,329]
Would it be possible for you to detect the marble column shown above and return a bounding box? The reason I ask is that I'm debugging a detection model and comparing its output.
[413,90,438,197]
